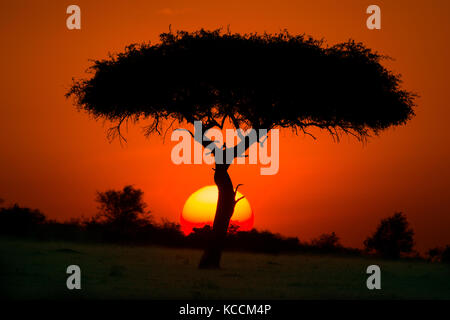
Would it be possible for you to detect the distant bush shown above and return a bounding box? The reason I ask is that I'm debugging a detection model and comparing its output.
[0,189,365,257]
[95,185,152,224]
[183,226,360,255]
[310,232,342,252]
[227,229,299,254]
[364,212,414,259]
[442,246,450,264]
[0,204,46,236]
[186,226,298,253]
[87,185,158,243]
[428,245,450,263]
[427,247,443,262]
[0,201,362,255]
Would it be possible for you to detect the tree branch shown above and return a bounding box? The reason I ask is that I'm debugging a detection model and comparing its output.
[107,115,128,144]
[235,195,245,204]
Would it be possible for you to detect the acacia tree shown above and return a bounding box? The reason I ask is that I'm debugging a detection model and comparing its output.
[67,29,416,269]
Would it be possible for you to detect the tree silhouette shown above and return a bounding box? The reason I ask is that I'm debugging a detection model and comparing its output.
[310,232,342,252]
[95,185,152,228]
[67,29,416,268]
[364,212,414,259]
[0,204,46,236]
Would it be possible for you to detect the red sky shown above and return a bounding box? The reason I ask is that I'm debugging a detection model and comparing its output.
[1,0,449,251]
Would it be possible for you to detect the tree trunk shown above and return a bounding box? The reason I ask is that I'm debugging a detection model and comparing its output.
[198,164,236,269]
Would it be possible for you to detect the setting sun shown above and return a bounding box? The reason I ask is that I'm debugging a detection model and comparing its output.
[181,185,254,235]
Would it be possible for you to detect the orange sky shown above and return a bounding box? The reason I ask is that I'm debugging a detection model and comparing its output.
[1,0,449,251]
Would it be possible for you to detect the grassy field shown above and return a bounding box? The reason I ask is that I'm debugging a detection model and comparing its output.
[1,238,449,300]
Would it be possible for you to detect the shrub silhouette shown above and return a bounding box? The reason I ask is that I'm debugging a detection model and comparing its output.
[95,185,151,224]
[310,232,342,252]
[427,247,443,262]
[364,212,414,259]
[228,229,297,254]
[0,204,46,236]
[442,246,450,264]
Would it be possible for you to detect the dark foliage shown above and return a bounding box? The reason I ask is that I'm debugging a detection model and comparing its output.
[0,202,359,255]
[67,29,416,142]
[427,247,442,262]
[66,28,417,269]
[95,185,150,225]
[184,226,358,255]
[364,212,414,259]
[428,245,450,263]
[310,232,342,252]
[228,230,302,254]
[77,185,153,243]
[1,194,426,260]
[185,226,299,253]
[0,204,46,236]
[442,246,450,264]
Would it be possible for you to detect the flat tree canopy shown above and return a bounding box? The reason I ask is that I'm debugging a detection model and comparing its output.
[67,29,416,141]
